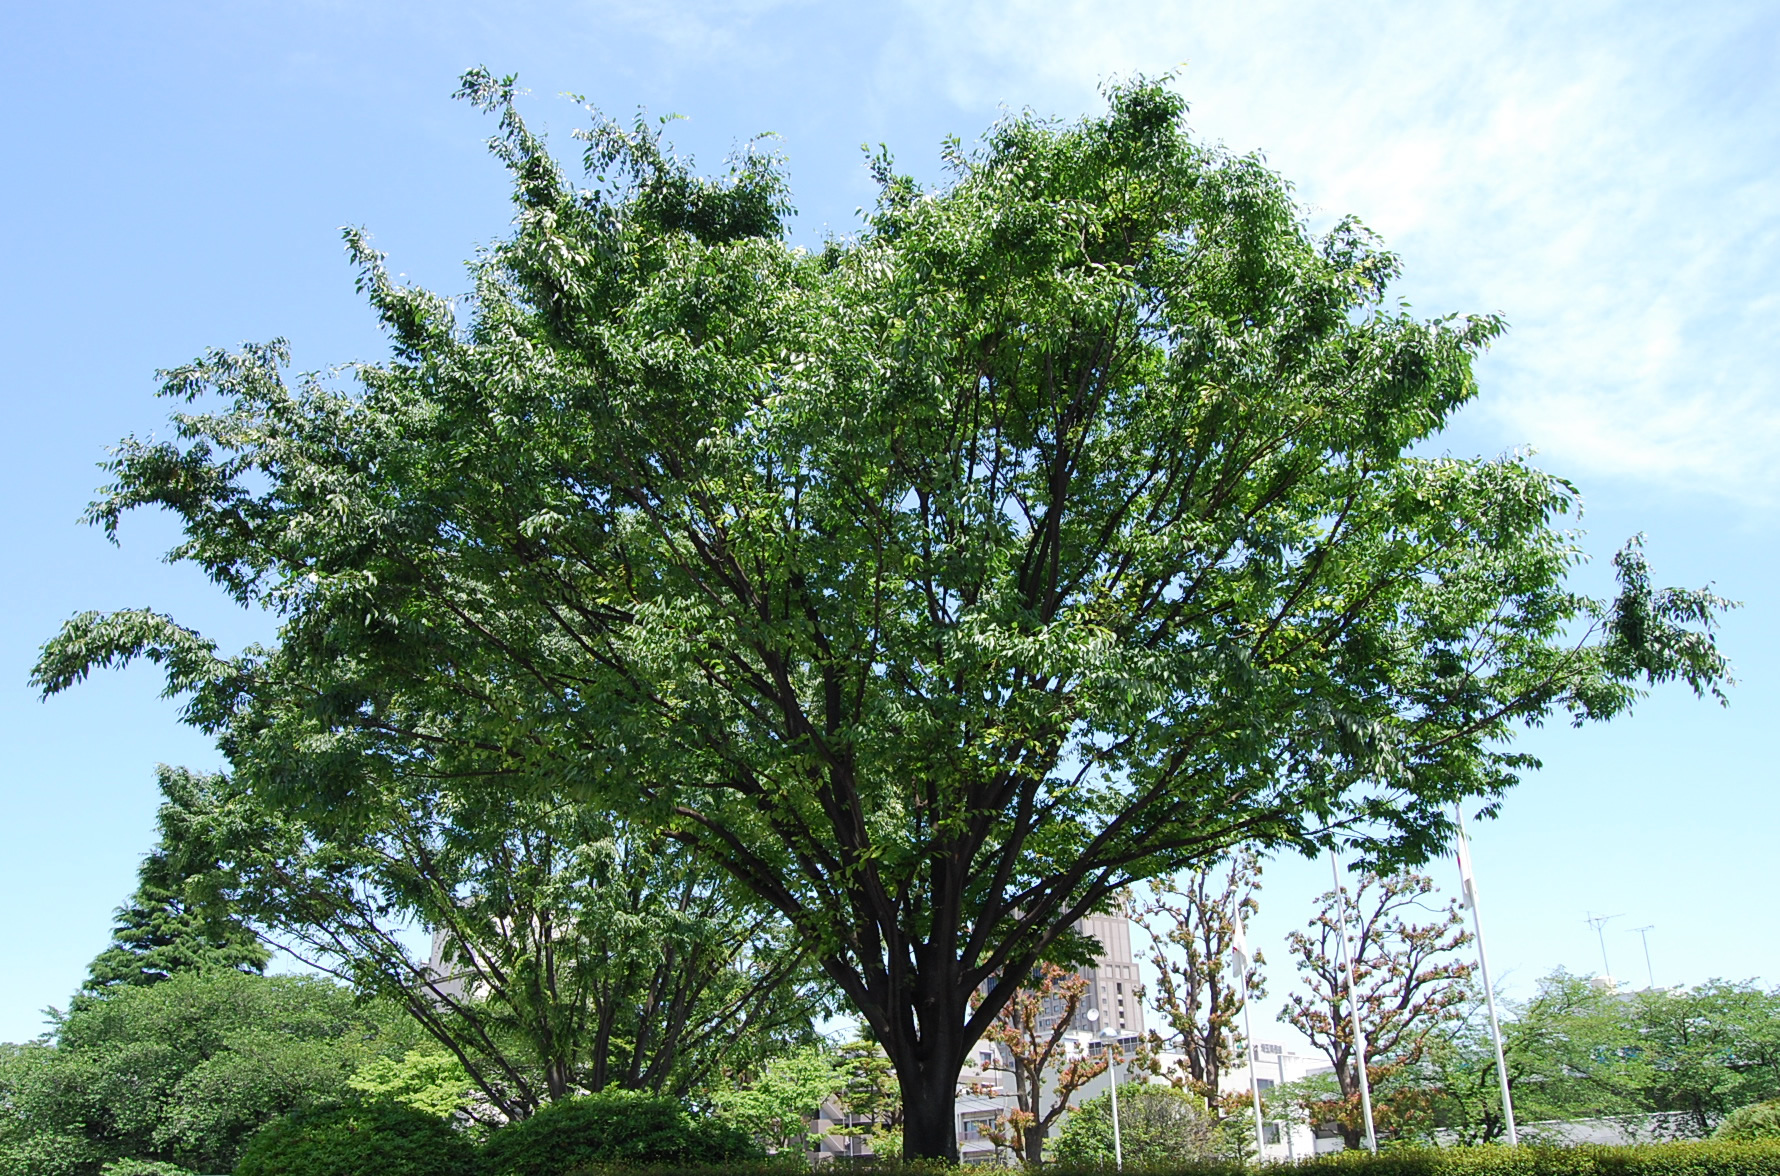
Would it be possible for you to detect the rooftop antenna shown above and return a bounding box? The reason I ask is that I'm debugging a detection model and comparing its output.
[1629,925,1656,989]
[1585,912,1622,982]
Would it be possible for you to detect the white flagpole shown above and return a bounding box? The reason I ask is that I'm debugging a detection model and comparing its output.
[1277,1050,1296,1161]
[1454,803,1519,1145]
[1329,850,1379,1153]
[1107,1036,1123,1170]
[1233,919,1268,1162]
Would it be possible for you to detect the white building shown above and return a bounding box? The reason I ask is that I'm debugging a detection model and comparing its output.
[1220,1039,1341,1159]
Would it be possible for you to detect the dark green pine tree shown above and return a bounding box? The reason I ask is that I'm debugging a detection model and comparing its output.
[83,766,269,993]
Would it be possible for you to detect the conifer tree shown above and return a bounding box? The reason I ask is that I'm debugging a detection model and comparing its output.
[83,766,269,993]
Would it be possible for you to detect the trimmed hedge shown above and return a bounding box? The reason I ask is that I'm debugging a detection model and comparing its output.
[558,1165,812,1176]
[1293,1142,1780,1176]
[1021,1142,1780,1176]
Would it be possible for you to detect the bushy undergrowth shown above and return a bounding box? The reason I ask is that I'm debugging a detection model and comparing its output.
[1718,1105,1780,1143]
[480,1090,763,1176]
[97,1161,198,1176]
[232,1101,477,1176]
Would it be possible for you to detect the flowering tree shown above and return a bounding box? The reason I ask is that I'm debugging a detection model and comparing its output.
[979,962,1109,1162]
[1281,871,1472,1146]
[1134,853,1263,1113]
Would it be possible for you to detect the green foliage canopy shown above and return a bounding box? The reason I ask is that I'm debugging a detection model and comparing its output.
[0,970,424,1176]
[33,70,1731,1157]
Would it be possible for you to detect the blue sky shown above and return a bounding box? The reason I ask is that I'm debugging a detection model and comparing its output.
[2,0,1775,1044]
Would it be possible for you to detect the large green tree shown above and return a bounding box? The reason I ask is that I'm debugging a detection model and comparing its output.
[34,72,1731,1158]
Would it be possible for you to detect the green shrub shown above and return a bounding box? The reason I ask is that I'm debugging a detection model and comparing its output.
[558,1164,809,1176]
[1719,1105,1780,1143]
[232,1101,476,1176]
[480,1091,762,1176]
[554,1163,930,1176]
[1052,1084,1223,1167]
[1033,1141,1780,1176]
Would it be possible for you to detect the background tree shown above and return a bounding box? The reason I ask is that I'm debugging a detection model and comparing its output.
[167,766,823,1120]
[976,961,1108,1163]
[1631,980,1780,1135]
[834,1038,903,1158]
[1482,971,1780,1138]
[1133,851,1263,1117]
[1281,871,1473,1146]
[0,970,429,1176]
[1420,987,1519,1144]
[34,70,1733,1159]
[711,1044,844,1154]
[1491,969,1639,1129]
[81,767,267,996]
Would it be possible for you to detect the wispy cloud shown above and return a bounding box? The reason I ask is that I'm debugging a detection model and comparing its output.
[870,0,1780,503]
[477,0,1780,502]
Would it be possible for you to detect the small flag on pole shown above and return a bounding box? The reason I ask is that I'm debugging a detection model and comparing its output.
[1455,826,1478,910]
[1232,916,1253,976]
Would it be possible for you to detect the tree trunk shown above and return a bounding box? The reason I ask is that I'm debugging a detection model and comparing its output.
[1024,1122,1049,1166]
[897,1047,966,1163]
[901,1074,961,1162]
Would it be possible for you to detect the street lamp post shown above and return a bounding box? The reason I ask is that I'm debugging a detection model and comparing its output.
[1087,1008,1123,1169]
